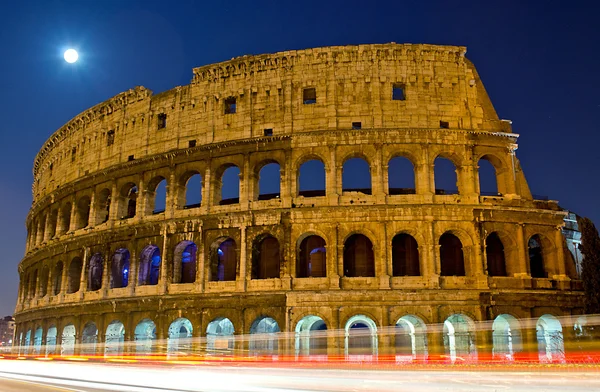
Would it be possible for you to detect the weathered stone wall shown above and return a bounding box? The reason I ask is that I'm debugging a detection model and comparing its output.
[15,43,583,352]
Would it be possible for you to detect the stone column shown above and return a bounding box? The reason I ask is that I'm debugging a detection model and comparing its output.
[236,225,247,292]
[108,181,119,222]
[60,261,68,296]
[280,149,292,208]
[68,199,77,232]
[515,224,529,277]
[372,144,385,202]
[239,154,251,209]
[196,227,205,292]
[165,168,177,219]
[88,191,96,227]
[102,245,111,296]
[129,243,138,295]
[43,213,54,242]
[554,227,567,279]
[327,146,339,204]
[35,218,45,245]
[135,176,146,220]
[79,247,89,297]
[160,225,169,293]
[202,163,212,213]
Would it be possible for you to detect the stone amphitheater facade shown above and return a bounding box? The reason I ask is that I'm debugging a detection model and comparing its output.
[14,43,584,357]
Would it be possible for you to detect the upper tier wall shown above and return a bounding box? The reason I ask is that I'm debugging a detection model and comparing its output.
[32,43,506,203]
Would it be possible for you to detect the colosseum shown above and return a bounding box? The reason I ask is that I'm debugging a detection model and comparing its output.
[14,43,584,361]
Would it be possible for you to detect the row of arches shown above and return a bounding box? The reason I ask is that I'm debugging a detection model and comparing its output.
[17,314,566,363]
[20,231,554,302]
[28,153,508,250]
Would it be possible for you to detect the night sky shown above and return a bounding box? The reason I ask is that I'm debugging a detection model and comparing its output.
[1,0,598,316]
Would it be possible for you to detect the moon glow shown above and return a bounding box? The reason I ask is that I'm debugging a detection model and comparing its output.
[64,49,79,63]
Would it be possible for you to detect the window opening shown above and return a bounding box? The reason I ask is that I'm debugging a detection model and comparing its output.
[303,88,316,104]
[392,84,405,100]
[157,113,167,129]
[224,97,237,114]
[352,122,362,130]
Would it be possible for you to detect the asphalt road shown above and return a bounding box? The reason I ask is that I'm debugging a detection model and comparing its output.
[0,376,110,392]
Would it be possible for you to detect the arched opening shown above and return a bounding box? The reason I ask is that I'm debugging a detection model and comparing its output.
[345,315,378,356]
[149,177,167,214]
[67,257,83,293]
[211,238,237,282]
[37,214,46,243]
[443,314,477,362]
[110,248,130,289]
[87,253,103,291]
[492,314,522,360]
[81,322,98,355]
[95,188,111,224]
[46,209,58,239]
[61,324,76,356]
[434,157,459,195]
[46,326,57,355]
[439,233,465,276]
[295,315,327,356]
[206,317,235,352]
[173,241,197,284]
[75,196,91,229]
[138,245,161,286]
[134,319,156,354]
[478,158,499,196]
[249,316,280,355]
[537,314,565,363]
[388,156,416,195]
[343,234,375,277]
[39,267,49,297]
[118,183,138,219]
[33,327,43,354]
[219,165,240,205]
[486,232,507,277]
[252,235,280,279]
[257,162,280,200]
[24,329,31,354]
[529,235,546,278]
[167,318,193,356]
[182,172,202,209]
[392,234,420,276]
[29,270,38,299]
[395,315,428,360]
[105,320,125,356]
[298,159,326,197]
[297,235,326,278]
[53,262,63,295]
[342,157,371,194]
[59,202,71,234]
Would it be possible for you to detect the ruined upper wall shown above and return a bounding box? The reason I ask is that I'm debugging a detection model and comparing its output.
[32,43,507,203]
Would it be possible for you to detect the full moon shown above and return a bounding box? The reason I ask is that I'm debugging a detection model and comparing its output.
[64,49,79,63]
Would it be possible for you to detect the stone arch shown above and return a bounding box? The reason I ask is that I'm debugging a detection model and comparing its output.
[110,248,130,289]
[210,237,237,282]
[249,316,280,354]
[214,164,240,205]
[61,324,76,356]
[256,160,281,200]
[295,315,327,355]
[297,155,327,197]
[297,234,327,278]
[33,326,43,354]
[395,315,428,358]
[344,234,375,277]
[105,320,125,356]
[439,232,465,276]
[59,201,72,234]
[173,240,197,284]
[529,234,549,278]
[179,170,202,209]
[434,155,459,195]
[478,154,503,196]
[251,234,281,279]
[75,195,91,230]
[87,253,103,291]
[167,317,193,356]
[39,266,49,297]
[46,325,57,355]
[138,245,161,286]
[388,155,416,195]
[443,314,477,362]
[118,182,138,219]
[477,153,510,195]
[81,321,98,355]
[392,233,420,276]
[342,157,372,194]
[492,314,522,360]
[134,318,156,354]
[67,257,83,293]
[486,232,507,277]
[53,261,63,295]
[147,175,167,214]
[206,317,235,351]
[95,188,111,225]
[536,314,565,363]
[345,314,378,356]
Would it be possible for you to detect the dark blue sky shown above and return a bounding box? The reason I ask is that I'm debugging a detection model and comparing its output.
[1,0,599,316]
